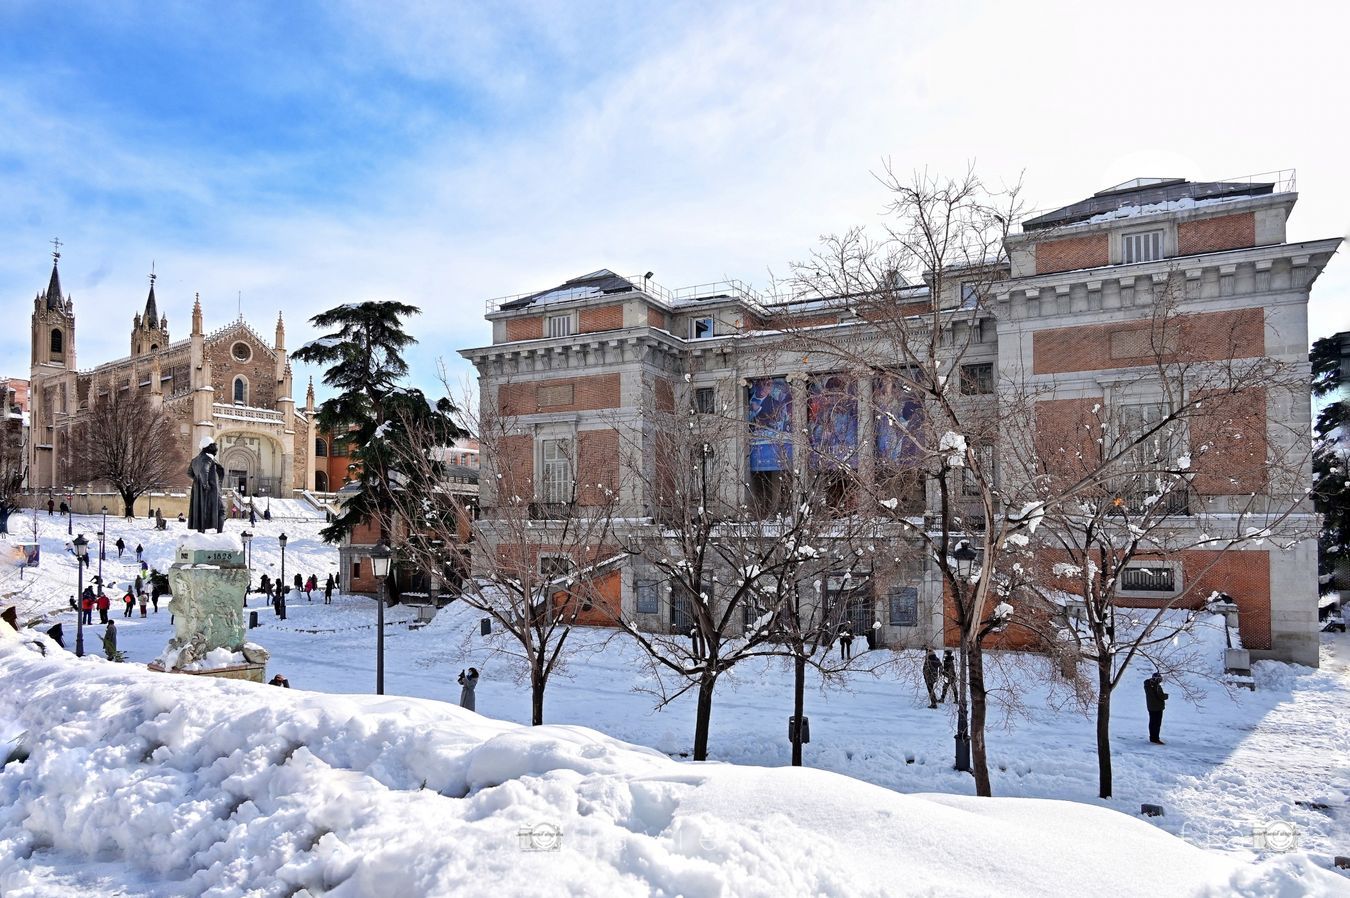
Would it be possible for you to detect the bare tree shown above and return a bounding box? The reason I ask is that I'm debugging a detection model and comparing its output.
[70,391,182,517]
[385,380,620,726]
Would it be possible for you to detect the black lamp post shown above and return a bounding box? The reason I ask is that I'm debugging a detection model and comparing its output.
[66,486,73,535]
[73,533,89,657]
[371,540,393,695]
[241,530,253,606]
[98,504,108,578]
[278,531,288,601]
[952,540,978,773]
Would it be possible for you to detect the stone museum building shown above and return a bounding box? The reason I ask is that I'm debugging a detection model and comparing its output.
[26,254,317,502]
[462,173,1340,665]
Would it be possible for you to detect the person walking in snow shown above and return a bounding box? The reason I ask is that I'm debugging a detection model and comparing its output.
[838,623,854,660]
[940,650,956,703]
[115,537,125,558]
[135,543,144,563]
[47,498,54,516]
[123,590,135,619]
[249,505,256,526]
[259,573,272,597]
[304,574,316,602]
[458,668,479,711]
[96,592,111,625]
[294,573,303,595]
[324,574,334,604]
[1144,671,1169,744]
[102,620,118,660]
[138,590,148,618]
[923,650,942,709]
[150,584,160,613]
[80,592,94,626]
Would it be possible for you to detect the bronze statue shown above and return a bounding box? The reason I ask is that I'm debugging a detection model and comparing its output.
[187,439,225,533]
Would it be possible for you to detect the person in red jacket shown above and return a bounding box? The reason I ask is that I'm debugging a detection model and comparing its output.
[80,593,94,625]
[96,593,111,625]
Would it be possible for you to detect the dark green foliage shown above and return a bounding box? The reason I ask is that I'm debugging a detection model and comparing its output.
[1310,336,1348,589]
[292,301,466,544]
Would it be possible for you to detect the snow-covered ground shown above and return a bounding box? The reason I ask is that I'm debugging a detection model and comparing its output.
[3,511,1350,895]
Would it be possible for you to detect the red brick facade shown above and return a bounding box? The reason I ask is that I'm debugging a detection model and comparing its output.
[648,308,670,330]
[579,304,623,333]
[505,316,543,341]
[1032,308,1266,375]
[576,429,620,506]
[654,377,675,412]
[1177,213,1256,256]
[1189,388,1268,495]
[498,373,622,416]
[499,434,534,499]
[1035,233,1110,274]
[1033,397,1102,488]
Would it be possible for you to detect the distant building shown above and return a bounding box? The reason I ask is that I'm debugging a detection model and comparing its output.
[26,251,316,501]
[2,378,29,416]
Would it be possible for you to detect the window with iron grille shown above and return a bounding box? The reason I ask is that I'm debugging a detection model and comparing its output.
[636,579,660,614]
[888,586,919,626]
[1120,565,1176,593]
[547,314,574,338]
[1122,230,1163,264]
[694,387,716,415]
[959,363,993,395]
[540,438,573,503]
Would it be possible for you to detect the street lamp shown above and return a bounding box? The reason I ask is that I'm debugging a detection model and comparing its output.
[371,540,393,696]
[278,531,288,603]
[241,530,253,607]
[73,533,89,657]
[66,486,73,535]
[952,540,978,774]
[94,505,109,598]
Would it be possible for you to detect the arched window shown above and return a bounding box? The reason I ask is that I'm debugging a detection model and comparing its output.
[315,437,328,457]
[149,344,158,351]
[315,470,329,492]
[233,376,247,405]
[50,329,63,354]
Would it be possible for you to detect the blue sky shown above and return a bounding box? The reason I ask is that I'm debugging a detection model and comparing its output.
[2,0,1347,401]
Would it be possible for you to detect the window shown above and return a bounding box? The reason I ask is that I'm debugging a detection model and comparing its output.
[231,341,252,361]
[540,555,573,582]
[671,571,711,633]
[1122,230,1163,264]
[315,438,328,457]
[547,314,574,338]
[540,438,573,503]
[690,316,715,340]
[959,363,994,395]
[50,329,63,354]
[315,471,328,492]
[233,377,247,405]
[960,281,978,308]
[1120,565,1177,593]
[962,444,995,497]
[825,573,872,635]
[351,560,362,582]
[694,387,716,415]
[888,587,919,626]
[636,578,660,614]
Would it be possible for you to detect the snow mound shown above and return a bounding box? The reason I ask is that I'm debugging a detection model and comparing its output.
[0,640,1341,897]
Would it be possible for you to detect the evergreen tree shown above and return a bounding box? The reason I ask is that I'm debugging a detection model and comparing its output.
[1311,336,1349,591]
[292,301,466,545]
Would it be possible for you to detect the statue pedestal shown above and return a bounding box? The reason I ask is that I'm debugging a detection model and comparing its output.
[153,533,266,679]
[147,660,266,683]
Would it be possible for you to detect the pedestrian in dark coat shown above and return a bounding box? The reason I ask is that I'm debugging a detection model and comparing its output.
[923,650,942,708]
[249,506,257,525]
[324,574,334,604]
[458,668,479,712]
[135,544,144,563]
[260,573,272,596]
[115,537,125,558]
[940,650,957,703]
[134,575,143,595]
[47,498,54,516]
[150,586,160,613]
[1144,672,1169,744]
[294,573,303,593]
[96,593,111,625]
[838,623,854,660]
[59,500,69,515]
[123,591,135,618]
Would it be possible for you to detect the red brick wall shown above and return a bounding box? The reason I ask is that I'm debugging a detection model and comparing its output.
[648,307,670,330]
[1177,213,1256,256]
[1034,397,1103,488]
[941,580,1050,651]
[498,374,621,416]
[1189,388,1268,495]
[654,378,675,412]
[505,316,543,342]
[576,429,619,506]
[499,434,534,500]
[580,304,623,333]
[1032,308,1265,375]
[1035,233,1110,274]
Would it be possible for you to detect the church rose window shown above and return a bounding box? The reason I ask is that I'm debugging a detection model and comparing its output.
[231,341,252,361]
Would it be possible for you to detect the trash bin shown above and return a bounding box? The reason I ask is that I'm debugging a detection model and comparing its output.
[788,715,810,744]
[249,611,259,629]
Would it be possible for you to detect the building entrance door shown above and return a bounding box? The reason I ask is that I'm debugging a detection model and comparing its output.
[229,469,248,492]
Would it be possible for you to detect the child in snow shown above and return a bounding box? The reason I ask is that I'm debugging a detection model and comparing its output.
[458,668,479,711]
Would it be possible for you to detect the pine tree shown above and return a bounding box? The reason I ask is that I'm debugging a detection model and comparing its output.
[1311,336,1349,591]
[292,301,466,545]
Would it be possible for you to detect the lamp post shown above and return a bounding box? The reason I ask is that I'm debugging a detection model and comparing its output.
[73,533,89,657]
[278,531,288,602]
[96,505,108,595]
[952,540,978,774]
[371,540,392,695]
[66,486,73,535]
[241,530,253,606]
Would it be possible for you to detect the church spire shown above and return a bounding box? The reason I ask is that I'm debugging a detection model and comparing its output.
[144,263,159,323]
[44,238,64,309]
[275,312,285,350]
